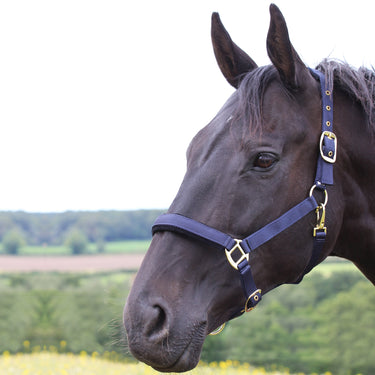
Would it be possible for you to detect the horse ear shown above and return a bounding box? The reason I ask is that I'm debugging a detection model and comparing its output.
[211,12,257,88]
[266,4,307,90]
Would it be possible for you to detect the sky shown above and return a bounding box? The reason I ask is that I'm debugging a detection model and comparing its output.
[1,1,375,212]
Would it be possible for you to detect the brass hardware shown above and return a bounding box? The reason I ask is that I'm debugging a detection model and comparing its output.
[209,323,226,336]
[313,204,327,236]
[245,289,262,312]
[225,239,249,270]
[326,121,331,127]
[326,105,331,111]
[310,185,328,236]
[319,131,337,163]
[325,90,331,96]
[309,184,328,207]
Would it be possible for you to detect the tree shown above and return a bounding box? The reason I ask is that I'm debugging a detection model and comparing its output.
[64,229,88,255]
[2,228,26,255]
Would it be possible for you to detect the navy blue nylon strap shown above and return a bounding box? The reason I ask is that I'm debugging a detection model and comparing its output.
[306,230,326,274]
[153,196,317,255]
[237,260,261,310]
[309,68,335,185]
[152,214,236,250]
[242,196,318,253]
[295,230,327,283]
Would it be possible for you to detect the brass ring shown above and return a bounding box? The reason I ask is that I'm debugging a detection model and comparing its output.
[209,323,226,336]
[309,185,328,207]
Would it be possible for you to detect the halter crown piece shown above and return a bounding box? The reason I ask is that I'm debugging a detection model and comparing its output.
[152,69,336,325]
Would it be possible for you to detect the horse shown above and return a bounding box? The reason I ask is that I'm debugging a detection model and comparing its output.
[124,4,375,372]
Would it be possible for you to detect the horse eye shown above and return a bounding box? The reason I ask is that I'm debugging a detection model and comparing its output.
[253,153,278,169]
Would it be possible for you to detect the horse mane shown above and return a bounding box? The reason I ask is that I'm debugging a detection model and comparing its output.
[228,60,375,134]
[316,59,375,129]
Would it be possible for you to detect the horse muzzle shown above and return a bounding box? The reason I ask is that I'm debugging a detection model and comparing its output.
[124,294,207,372]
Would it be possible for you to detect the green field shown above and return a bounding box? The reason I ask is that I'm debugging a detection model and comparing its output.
[14,240,151,256]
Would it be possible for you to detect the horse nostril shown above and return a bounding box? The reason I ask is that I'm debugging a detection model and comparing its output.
[154,305,166,330]
[144,303,169,342]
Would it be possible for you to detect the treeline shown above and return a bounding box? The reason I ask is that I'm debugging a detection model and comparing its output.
[1,270,374,375]
[0,272,128,354]
[203,270,375,375]
[0,210,164,246]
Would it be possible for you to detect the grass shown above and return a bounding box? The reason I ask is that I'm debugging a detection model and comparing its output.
[104,240,151,254]
[16,240,151,256]
[0,351,326,375]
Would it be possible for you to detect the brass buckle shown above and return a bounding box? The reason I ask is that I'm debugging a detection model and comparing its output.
[319,131,337,163]
[225,239,249,270]
[245,289,262,312]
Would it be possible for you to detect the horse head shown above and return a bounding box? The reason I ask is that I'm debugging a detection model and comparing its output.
[124,4,345,372]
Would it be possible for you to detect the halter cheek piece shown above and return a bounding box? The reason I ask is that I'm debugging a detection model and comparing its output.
[152,69,336,326]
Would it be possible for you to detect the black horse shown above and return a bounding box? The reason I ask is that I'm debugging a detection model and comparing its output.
[124,4,375,372]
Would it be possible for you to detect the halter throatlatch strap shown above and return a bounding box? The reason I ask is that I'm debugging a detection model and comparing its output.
[152,68,336,317]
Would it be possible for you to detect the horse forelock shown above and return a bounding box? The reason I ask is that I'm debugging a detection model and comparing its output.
[230,66,278,135]
[214,65,292,145]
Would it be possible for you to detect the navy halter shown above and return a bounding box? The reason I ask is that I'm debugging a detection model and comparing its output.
[152,69,337,317]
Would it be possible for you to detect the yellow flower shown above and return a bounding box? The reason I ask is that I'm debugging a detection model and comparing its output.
[23,340,30,350]
[60,340,67,349]
[219,361,227,369]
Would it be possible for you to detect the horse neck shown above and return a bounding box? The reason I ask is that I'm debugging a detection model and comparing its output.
[333,91,375,284]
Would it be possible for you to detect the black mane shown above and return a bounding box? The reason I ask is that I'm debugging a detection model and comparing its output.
[227,60,375,134]
[317,59,375,129]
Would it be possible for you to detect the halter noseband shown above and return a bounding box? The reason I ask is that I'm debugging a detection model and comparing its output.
[152,69,336,320]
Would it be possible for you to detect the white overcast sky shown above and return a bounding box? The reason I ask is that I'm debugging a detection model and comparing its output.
[0,1,374,212]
